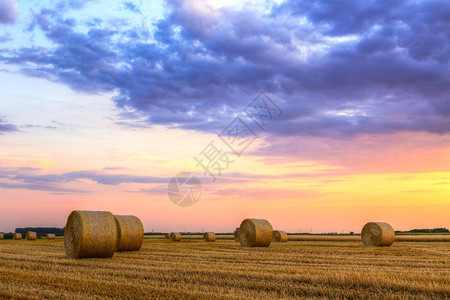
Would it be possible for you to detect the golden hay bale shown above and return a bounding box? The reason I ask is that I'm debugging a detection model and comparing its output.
[272,230,288,242]
[26,231,37,240]
[0,233,4,239]
[361,222,395,247]
[64,210,117,259]
[170,232,181,241]
[203,232,216,242]
[165,233,170,239]
[13,233,22,240]
[234,229,240,242]
[46,233,56,239]
[238,219,273,247]
[114,215,144,251]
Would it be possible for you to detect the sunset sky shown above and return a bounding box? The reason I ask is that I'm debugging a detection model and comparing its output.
[0,0,449,233]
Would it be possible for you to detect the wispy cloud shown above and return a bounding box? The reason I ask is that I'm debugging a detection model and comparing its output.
[0,181,91,194]
[12,170,168,185]
[0,117,18,134]
[123,1,141,14]
[212,187,322,200]
[0,167,169,193]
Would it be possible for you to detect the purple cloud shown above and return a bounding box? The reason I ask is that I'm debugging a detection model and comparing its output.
[11,170,168,186]
[0,0,449,137]
[0,0,19,24]
[0,33,12,43]
[0,118,18,133]
[0,167,169,194]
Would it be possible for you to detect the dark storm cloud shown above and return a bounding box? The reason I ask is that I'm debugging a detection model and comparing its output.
[0,0,449,137]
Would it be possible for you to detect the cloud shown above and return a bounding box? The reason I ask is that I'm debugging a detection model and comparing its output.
[0,0,19,24]
[135,185,168,195]
[102,166,127,171]
[249,130,450,174]
[55,0,96,11]
[0,167,169,193]
[123,1,141,14]
[0,181,91,194]
[0,0,449,137]
[212,186,322,200]
[0,117,18,134]
[0,34,12,43]
[21,124,58,129]
[13,170,168,185]
[430,98,450,118]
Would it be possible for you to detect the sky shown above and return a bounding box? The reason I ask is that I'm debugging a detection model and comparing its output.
[0,0,449,233]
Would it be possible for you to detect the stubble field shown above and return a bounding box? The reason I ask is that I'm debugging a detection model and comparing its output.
[0,236,448,299]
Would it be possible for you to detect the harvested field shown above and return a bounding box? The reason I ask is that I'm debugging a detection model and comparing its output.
[145,234,450,242]
[0,237,448,299]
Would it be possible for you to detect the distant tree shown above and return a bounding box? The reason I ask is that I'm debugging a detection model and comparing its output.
[431,228,449,233]
[395,228,449,234]
[15,227,65,235]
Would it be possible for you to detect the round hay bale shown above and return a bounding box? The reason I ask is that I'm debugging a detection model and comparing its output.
[26,231,37,240]
[165,233,170,239]
[46,233,56,239]
[13,233,22,240]
[234,229,240,242]
[170,232,181,241]
[64,210,117,259]
[238,219,273,247]
[114,215,144,251]
[272,230,288,242]
[0,233,4,239]
[203,232,216,242]
[361,222,395,247]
